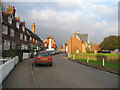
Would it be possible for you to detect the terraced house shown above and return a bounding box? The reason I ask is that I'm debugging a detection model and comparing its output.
[1,6,43,59]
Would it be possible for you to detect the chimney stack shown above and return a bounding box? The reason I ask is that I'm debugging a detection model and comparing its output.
[74,32,76,37]
[31,22,35,34]
[76,32,79,34]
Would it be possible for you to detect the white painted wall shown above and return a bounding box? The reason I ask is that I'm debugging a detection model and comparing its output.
[49,39,52,49]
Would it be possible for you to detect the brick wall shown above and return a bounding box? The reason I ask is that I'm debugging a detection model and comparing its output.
[67,36,82,53]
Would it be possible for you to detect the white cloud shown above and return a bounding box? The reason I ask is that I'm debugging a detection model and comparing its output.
[11,2,118,47]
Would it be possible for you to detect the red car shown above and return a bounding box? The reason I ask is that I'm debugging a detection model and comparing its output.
[34,51,53,66]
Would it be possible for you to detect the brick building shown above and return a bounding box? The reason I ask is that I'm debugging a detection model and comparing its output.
[43,35,57,51]
[67,32,88,53]
[1,6,43,58]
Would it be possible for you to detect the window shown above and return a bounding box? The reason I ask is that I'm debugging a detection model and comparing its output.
[3,40,10,50]
[20,33,23,40]
[36,40,37,43]
[16,21,19,28]
[11,42,16,49]
[30,37,32,41]
[2,25,8,34]
[10,28,14,37]
[44,43,47,47]
[24,35,27,41]
[8,16,12,24]
[33,38,34,42]
[22,26,25,31]
[27,31,30,35]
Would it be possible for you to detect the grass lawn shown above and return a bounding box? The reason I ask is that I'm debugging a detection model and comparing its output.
[73,55,119,71]
[72,53,119,58]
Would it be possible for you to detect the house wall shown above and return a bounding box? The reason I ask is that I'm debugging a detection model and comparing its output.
[82,42,86,53]
[0,2,2,58]
[43,38,56,49]
[67,36,82,53]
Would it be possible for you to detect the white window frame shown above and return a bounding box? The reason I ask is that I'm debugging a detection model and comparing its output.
[44,43,47,47]
[22,26,25,31]
[33,38,34,42]
[10,28,14,37]
[24,35,27,41]
[16,21,19,28]
[2,25,8,34]
[30,37,32,41]
[8,15,12,24]
[3,40,10,50]
[20,33,23,40]
[11,42,16,49]
[36,40,37,43]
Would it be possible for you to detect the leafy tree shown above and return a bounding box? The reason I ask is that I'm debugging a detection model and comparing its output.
[99,36,120,50]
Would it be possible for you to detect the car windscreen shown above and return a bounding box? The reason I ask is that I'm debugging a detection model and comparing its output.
[37,53,51,57]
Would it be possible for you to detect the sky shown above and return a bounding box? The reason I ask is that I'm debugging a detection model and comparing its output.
[2,1,118,48]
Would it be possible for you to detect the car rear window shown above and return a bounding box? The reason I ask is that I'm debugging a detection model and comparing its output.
[37,53,51,57]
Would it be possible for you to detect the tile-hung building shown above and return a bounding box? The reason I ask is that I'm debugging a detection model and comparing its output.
[43,35,57,51]
[2,6,43,58]
[67,32,89,53]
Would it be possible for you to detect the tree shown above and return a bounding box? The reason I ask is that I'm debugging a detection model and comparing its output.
[99,35,120,50]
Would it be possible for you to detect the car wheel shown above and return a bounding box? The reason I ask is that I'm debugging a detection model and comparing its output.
[49,63,52,66]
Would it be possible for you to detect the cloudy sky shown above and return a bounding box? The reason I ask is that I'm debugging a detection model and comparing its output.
[3,1,118,48]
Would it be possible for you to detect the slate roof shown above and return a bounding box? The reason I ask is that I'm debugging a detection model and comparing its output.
[26,28,42,42]
[76,33,88,43]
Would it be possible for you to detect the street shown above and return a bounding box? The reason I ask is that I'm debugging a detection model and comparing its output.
[3,54,118,88]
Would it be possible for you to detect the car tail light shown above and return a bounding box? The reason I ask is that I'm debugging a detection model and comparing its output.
[48,57,52,60]
[35,57,39,60]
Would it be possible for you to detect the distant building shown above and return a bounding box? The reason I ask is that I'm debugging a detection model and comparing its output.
[60,43,67,52]
[67,32,88,53]
[60,45,63,51]
[91,42,100,53]
[43,35,57,51]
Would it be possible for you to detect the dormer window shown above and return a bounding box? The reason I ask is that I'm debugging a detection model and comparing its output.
[16,21,19,28]
[30,37,32,41]
[36,40,37,43]
[27,31,30,35]
[8,15,12,24]
[22,26,25,31]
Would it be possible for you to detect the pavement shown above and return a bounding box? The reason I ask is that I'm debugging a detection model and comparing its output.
[2,58,36,88]
[2,54,119,88]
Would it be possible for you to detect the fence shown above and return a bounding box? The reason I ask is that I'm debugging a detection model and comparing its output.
[0,56,19,85]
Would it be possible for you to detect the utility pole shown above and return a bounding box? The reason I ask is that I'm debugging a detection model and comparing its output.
[0,1,2,58]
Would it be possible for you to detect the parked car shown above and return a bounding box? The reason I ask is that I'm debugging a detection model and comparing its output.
[97,50,111,54]
[34,51,53,66]
[59,51,65,53]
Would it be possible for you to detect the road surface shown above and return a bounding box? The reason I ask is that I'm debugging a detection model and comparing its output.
[33,54,118,88]
[3,54,118,88]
